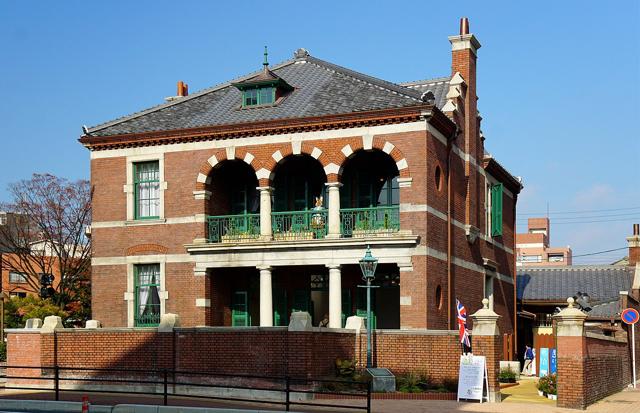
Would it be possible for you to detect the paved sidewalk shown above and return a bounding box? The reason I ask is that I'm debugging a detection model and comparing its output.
[0,387,639,413]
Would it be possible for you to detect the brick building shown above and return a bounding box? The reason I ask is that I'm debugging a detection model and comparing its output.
[81,19,521,335]
[516,217,572,266]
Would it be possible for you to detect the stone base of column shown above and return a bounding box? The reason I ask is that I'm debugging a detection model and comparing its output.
[325,234,341,240]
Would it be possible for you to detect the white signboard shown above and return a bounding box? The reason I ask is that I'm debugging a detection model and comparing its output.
[457,354,488,402]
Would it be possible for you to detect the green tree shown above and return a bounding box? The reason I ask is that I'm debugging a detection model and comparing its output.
[4,296,67,329]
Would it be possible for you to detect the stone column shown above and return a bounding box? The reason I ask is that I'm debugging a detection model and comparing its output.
[327,264,342,328]
[258,266,273,327]
[257,187,273,240]
[553,297,588,409]
[325,183,342,239]
[470,298,501,402]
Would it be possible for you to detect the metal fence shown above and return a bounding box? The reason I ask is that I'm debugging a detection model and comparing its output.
[207,214,260,243]
[340,206,400,237]
[272,209,328,240]
[2,365,371,412]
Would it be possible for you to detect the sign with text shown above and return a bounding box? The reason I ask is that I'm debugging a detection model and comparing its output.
[550,348,557,374]
[457,354,488,402]
[539,348,549,377]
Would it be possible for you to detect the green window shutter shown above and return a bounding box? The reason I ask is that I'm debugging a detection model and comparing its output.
[231,291,249,326]
[341,288,352,328]
[491,183,503,237]
[292,289,310,313]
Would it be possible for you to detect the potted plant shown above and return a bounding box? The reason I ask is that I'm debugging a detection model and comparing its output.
[546,374,557,400]
[499,367,517,383]
[537,375,549,397]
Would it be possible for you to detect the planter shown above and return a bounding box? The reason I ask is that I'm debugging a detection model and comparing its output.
[273,231,314,241]
[352,228,397,238]
[538,390,545,397]
[548,394,557,400]
[221,234,260,243]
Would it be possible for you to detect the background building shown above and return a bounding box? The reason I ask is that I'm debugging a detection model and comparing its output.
[516,217,572,267]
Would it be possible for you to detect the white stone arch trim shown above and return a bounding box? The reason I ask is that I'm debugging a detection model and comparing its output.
[194,149,259,199]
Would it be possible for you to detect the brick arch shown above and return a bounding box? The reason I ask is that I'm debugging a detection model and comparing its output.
[336,137,411,179]
[194,148,261,191]
[257,142,332,187]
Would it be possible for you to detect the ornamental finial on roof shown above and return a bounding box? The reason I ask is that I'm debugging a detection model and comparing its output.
[263,46,269,68]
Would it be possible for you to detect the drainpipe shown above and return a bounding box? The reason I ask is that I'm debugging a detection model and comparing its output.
[447,126,459,330]
[513,193,518,360]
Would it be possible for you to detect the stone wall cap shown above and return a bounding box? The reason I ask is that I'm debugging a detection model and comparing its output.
[553,297,588,320]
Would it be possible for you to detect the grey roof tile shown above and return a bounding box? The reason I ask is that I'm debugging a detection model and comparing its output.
[87,54,448,138]
[516,266,633,303]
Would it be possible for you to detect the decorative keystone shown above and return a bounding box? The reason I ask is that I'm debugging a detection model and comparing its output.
[158,313,181,332]
[41,316,64,333]
[470,298,500,336]
[25,318,43,329]
[553,297,587,337]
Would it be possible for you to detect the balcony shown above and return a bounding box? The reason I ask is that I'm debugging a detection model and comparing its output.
[206,206,400,243]
[340,206,400,238]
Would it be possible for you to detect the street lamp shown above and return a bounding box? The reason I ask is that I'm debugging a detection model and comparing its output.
[359,245,378,368]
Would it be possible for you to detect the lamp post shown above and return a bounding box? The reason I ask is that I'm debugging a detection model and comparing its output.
[358,246,378,368]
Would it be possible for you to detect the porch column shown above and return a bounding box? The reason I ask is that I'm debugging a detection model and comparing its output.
[257,186,272,240]
[327,264,342,328]
[325,183,342,239]
[258,266,273,327]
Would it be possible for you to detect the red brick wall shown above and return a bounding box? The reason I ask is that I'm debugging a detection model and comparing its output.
[557,333,631,409]
[7,329,501,387]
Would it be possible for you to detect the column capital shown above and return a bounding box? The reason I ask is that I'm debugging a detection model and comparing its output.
[257,265,273,271]
[326,264,342,270]
[325,182,343,189]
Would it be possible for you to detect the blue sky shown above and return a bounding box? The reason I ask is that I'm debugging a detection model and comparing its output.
[0,1,638,263]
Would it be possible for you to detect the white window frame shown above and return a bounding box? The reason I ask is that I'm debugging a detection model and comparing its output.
[9,272,27,284]
[483,269,495,310]
[484,173,498,236]
[123,257,168,327]
[124,153,167,223]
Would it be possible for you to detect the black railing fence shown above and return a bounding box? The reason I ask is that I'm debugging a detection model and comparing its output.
[1,365,371,412]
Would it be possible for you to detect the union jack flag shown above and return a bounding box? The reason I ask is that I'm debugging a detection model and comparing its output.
[456,299,471,348]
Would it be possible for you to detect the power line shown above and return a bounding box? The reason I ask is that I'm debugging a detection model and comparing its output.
[517,212,640,221]
[572,247,628,258]
[518,206,640,216]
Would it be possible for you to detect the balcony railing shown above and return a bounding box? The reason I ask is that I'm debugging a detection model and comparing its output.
[135,311,161,327]
[207,213,260,243]
[272,209,328,240]
[340,205,400,238]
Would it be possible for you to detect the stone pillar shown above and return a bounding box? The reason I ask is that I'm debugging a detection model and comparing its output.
[327,264,342,328]
[258,187,273,240]
[470,298,501,402]
[325,183,342,239]
[553,297,588,409]
[258,266,273,327]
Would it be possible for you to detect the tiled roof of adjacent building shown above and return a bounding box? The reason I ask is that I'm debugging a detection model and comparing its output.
[86,50,450,137]
[516,266,634,303]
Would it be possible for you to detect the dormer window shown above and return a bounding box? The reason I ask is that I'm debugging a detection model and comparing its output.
[233,47,293,108]
[243,86,275,107]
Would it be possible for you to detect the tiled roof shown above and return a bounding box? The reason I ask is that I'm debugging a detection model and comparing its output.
[516,266,634,303]
[87,52,449,138]
[588,298,621,319]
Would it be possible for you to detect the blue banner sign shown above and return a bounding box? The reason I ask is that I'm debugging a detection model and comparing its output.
[539,348,549,377]
[550,348,557,374]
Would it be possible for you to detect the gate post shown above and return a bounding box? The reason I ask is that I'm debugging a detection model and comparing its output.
[470,298,502,402]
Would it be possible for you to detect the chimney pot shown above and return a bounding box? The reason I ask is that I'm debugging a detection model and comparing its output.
[184,83,189,97]
[177,81,185,97]
[460,17,470,35]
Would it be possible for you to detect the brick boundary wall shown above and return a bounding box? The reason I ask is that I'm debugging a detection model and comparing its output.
[557,332,631,409]
[7,328,500,392]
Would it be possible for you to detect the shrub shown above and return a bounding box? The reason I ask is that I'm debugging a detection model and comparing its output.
[4,296,67,328]
[546,373,557,395]
[397,372,430,393]
[499,367,516,383]
[537,375,550,394]
[0,341,6,362]
[335,358,356,379]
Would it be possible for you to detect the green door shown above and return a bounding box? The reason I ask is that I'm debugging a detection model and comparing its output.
[341,288,352,328]
[273,289,288,326]
[232,291,249,326]
[356,287,377,329]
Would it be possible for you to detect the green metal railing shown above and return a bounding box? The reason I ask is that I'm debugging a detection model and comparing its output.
[135,311,161,327]
[207,213,260,243]
[340,205,400,237]
[272,209,328,240]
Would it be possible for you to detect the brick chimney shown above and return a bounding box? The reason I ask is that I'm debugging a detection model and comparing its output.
[448,17,483,230]
[165,81,189,102]
[628,223,640,266]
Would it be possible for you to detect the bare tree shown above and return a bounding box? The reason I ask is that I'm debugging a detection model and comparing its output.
[0,174,91,314]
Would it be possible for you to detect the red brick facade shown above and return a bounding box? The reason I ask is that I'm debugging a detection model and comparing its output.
[83,22,520,339]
